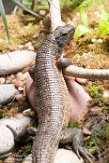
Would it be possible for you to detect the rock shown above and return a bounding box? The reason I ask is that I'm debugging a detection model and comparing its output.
[23,109,36,117]
[0,77,5,84]
[3,156,15,163]
[91,38,97,43]
[54,149,84,163]
[15,94,24,101]
[28,45,34,51]
[14,80,24,88]
[22,154,32,163]
[39,10,46,16]
[0,84,18,105]
[16,72,29,81]
[10,74,16,80]
[103,90,109,98]
[23,72,29,80]
[18,87,24,91]
[25,42,32,48]
[0,114,31,158]
[0,125,14,159]
[0,50,36,75]
[12,79,17,84]
[0,114,31,141]
[5,79,11,84]
[22,149,84,163]
[16,72,23,80]
[97,39,103,43]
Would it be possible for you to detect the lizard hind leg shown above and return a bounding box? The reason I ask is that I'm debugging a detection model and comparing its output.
[60,128,95,163]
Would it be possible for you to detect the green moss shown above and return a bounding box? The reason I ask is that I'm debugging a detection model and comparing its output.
[69,122,78,128]
[84,136,98,155]
[19,143,32,157]
[99,125,109,140]
[86,82,104,98]
[89,146,98,155]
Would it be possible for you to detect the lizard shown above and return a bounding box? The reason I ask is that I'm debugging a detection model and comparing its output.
[31,25,94,163]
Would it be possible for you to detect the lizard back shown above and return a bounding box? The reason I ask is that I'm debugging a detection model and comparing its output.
[32,25,75,163]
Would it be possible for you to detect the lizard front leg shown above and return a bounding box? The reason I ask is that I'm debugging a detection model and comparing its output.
[60,128,94,163]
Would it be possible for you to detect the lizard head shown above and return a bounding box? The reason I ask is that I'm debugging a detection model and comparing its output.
[54,25,75,48]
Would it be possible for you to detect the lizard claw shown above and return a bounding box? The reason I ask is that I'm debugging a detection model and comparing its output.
[74,146,95,163]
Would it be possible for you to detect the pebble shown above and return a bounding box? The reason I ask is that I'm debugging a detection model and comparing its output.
[10,74,16,80]
[18,44,24,49]
[28,45,34,51]
[22,154,32,163]
[0,84,18,105]
[0,125,14,158]
[15,94,24,101]
[16,72,23,80]
[12,79,17,84]
[18,87,24,91]
[0,77,5,84]
[23,72,29,81]
[103,90,109,98]
[0,114,31,159]
[16,72,29,81]
[4,156,15,163]
[54,149,84,163]
[0,50,36,76]
[91,38,97,43]
[97,38,103,43]
[5,79,11,84]
[25,42,32,48]
[23,109,36,117]
[39,10,46,16]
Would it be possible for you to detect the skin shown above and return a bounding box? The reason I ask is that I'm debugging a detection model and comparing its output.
[26,74,92,122]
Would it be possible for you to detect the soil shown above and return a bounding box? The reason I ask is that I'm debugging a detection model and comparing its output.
[0,1,109,162]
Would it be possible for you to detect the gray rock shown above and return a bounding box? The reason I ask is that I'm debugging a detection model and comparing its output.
[22,154,32,163]
[0,84,18,105]
[54,149,84,163]
[0,125,14,159]
[0,50,36,75]
[0,114,31,141]
[0,114,31,158]
[0,77,5,84]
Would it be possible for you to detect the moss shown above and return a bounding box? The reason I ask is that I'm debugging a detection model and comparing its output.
[19,143,32,157]
[86,82,104,98]
[69,122,78,128]
[99,125,109,140]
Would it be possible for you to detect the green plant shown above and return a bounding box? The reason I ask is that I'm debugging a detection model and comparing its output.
[86,82,103,98]
[74,6,93,39]
[74,0,108,39]
[98,10,109,36]
[19,143,32,157]
[0,0,41,40]
[69,122,78,128]
[0,0,10,40]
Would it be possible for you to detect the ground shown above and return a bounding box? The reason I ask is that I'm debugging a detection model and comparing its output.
[0,1,109,162]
